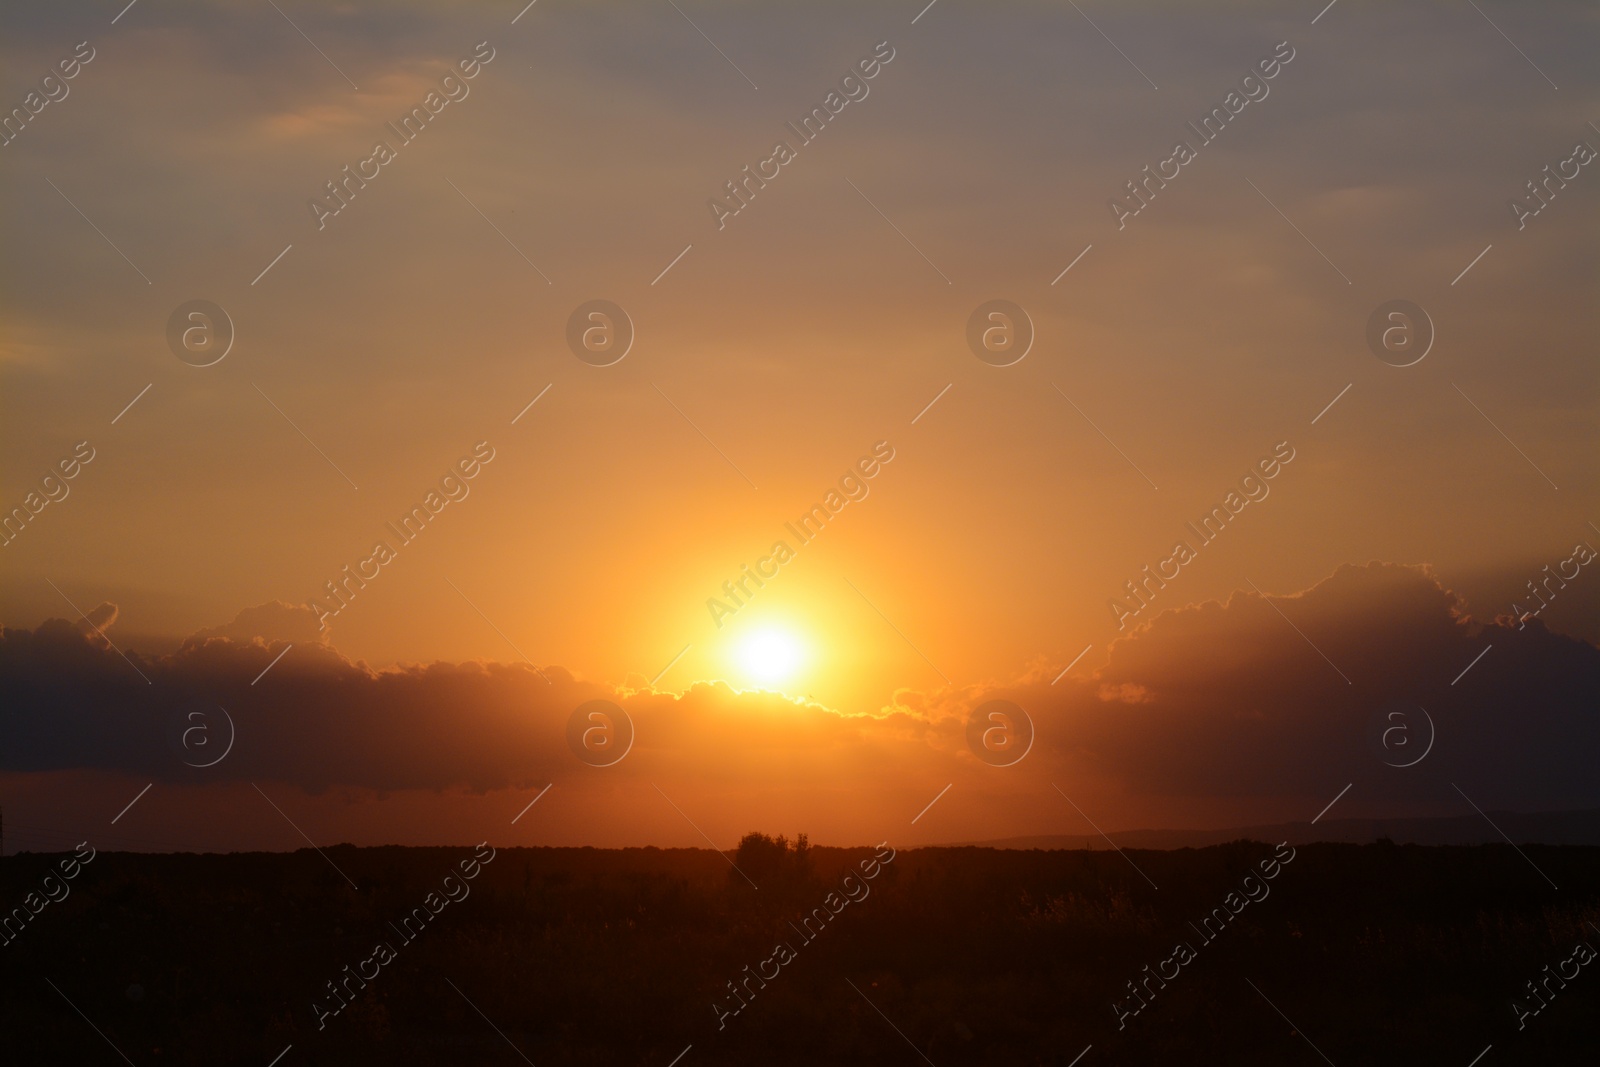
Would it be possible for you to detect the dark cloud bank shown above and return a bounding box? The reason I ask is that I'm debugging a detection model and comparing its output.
[2,564,1595,814]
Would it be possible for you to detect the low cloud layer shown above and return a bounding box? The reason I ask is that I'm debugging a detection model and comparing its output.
[2,564,1596,826]
[1045,562,1599,807]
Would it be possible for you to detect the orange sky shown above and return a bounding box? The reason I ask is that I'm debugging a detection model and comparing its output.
[2,0,1596,850]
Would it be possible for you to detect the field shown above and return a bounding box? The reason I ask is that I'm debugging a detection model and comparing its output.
[3,839,1597,1065]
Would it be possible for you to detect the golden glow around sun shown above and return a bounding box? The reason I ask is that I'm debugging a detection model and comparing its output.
[734,626,806,686]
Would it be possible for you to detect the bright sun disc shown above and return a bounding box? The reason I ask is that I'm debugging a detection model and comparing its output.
[736,627,804,684]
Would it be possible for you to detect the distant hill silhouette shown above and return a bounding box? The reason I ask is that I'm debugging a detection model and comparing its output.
[951,808,1600,849]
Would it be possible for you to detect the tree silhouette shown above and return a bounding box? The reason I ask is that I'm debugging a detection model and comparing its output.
[732,831,812,889]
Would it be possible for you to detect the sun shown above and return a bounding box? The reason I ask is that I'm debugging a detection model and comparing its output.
[734,626,806,686]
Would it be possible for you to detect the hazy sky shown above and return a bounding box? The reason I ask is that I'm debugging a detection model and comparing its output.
[2,1,1595,850]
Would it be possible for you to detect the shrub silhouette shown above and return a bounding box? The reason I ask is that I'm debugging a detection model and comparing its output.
[731,831,812,889]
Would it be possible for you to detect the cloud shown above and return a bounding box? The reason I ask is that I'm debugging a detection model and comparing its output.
[76,601,118,646]
[1,564,1595,824]
[182,601,328,649]
[0,614,886,795]
[1026,563,1600,809]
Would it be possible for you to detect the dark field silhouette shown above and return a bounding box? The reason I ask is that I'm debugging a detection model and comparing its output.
[4,837,1597,1065]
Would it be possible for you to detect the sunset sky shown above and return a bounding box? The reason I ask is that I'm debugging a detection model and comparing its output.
[2,0,1596,853]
